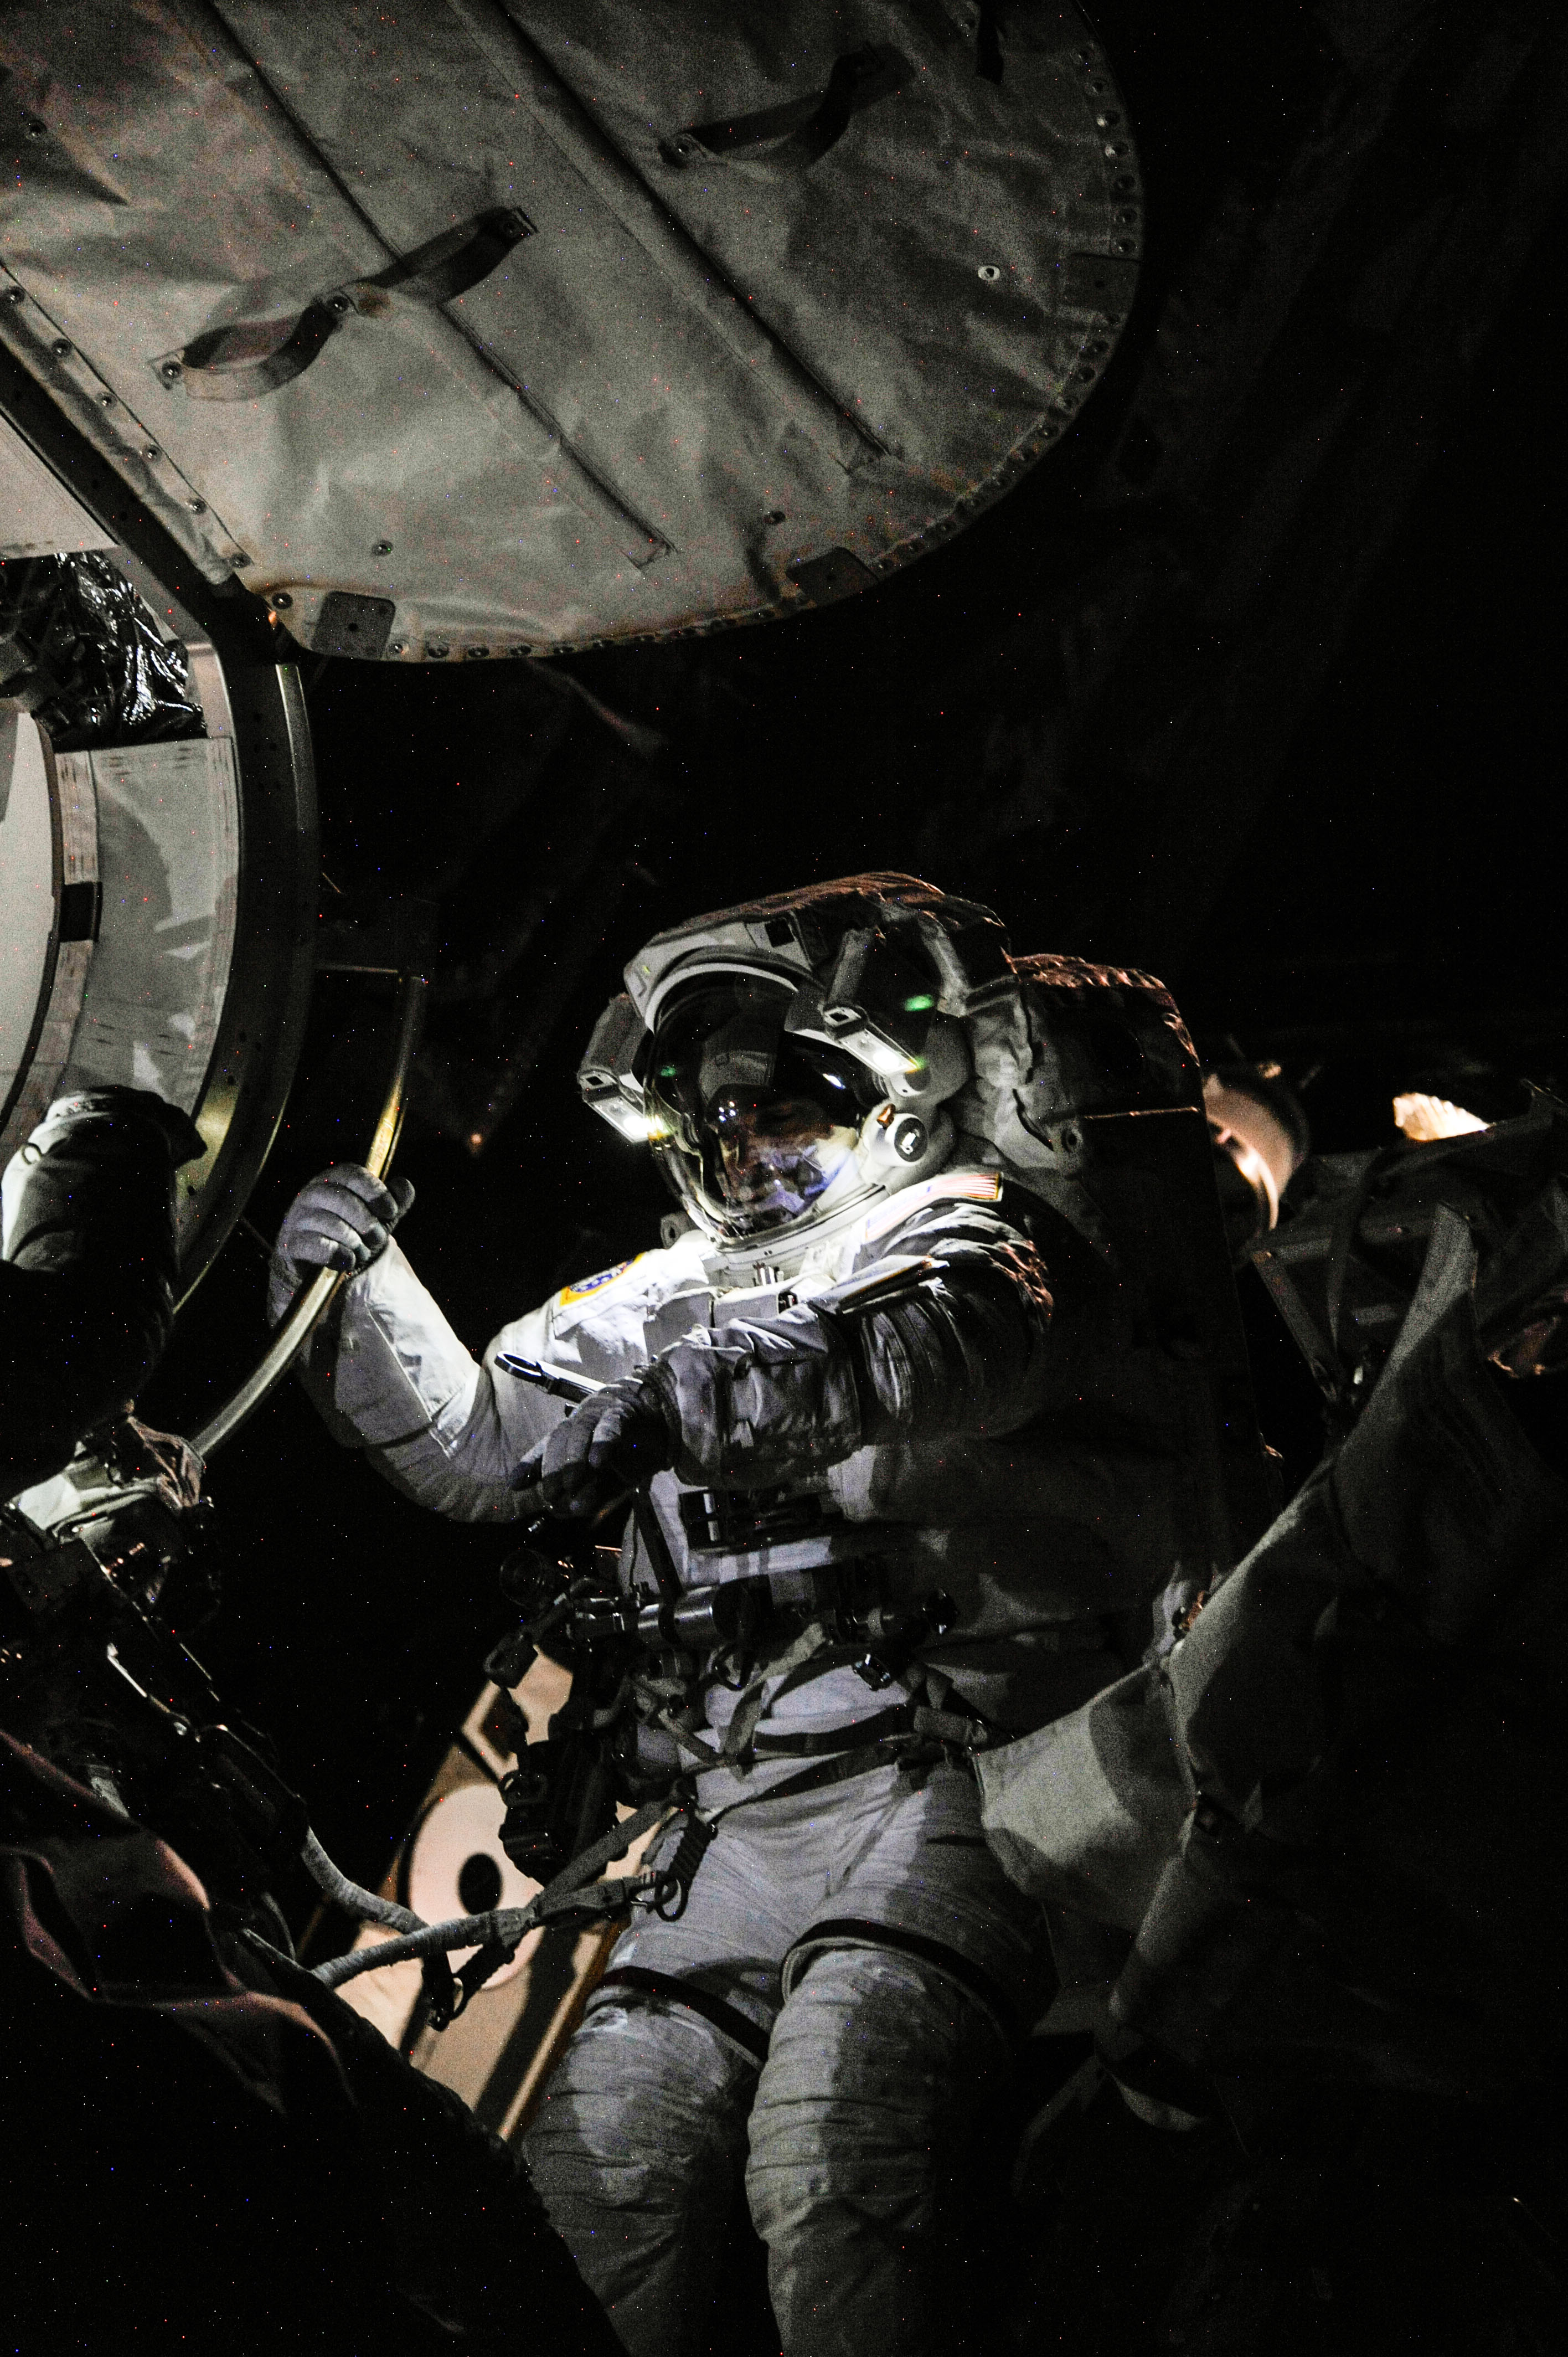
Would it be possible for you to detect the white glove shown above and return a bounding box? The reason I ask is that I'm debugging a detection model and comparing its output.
[268,1163,415,1324]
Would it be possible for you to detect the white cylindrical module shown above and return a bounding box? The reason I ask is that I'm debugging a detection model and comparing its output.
[0,711,97,1155]
[2,716,241,1246]
[53,737,239,1114]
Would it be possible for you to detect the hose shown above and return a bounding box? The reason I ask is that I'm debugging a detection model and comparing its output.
[312,1874,653,1991]
[311,1793,680,1991]
[300,1827,426,1936]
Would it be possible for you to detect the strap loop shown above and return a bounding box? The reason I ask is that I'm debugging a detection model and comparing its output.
[166,207,534,401]
[661,46,907,178]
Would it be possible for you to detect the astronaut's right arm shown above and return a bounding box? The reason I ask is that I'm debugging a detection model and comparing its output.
[269,1165,564,1523]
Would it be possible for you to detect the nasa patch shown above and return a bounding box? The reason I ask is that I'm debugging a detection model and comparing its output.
[557,1258,635,1306]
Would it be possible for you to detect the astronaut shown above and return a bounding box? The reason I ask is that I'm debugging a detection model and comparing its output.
[270,876,1162,2357]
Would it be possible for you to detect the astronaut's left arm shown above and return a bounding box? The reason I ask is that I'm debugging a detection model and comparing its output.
[518,1196,1054,1511]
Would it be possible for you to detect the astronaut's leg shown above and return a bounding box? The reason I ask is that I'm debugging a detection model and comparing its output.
[741,1761,1039,2357]
[522,1984,759,2354]
[522,1803,798,2353]
[745,1937,1009,2357]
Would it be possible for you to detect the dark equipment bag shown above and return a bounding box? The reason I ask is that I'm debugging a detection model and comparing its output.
[0,1,1141,659]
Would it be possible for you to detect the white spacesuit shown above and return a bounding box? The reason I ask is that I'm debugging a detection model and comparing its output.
[271,877,1198,2355]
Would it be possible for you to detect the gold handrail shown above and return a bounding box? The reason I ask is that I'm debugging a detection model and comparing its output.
[190,971,426,1459]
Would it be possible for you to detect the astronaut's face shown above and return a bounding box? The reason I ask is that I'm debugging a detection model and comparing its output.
[709,1091,859,1228]
[646,979,872,1242]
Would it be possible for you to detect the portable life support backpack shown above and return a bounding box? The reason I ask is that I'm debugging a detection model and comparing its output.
[0,0,1141,660]
[956,947,1282,1592]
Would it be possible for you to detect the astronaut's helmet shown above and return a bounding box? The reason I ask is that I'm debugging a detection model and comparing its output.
[579,875,1014,1254]
[644,975,880,1243]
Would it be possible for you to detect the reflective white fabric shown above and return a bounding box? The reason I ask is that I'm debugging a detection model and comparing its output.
[523,1763,1034,2355]
[286,1174,1146,1745]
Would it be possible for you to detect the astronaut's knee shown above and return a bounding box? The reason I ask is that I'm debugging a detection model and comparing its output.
[520,1987,761,2345]
[523,1983,755,2216]
[745,1937,1007,2234]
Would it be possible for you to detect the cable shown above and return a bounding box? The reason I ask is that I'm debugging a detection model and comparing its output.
[312,1872,656,1991]
[311,1793,679,1991]
[300,1827,426,1936]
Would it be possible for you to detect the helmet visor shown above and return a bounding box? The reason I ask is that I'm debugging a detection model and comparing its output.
[646,979,868,1241]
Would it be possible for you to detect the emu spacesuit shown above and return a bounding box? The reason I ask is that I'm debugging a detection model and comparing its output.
[271,878,1181,2356]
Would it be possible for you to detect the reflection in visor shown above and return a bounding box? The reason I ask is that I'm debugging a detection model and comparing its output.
[709,1091,858,1231]
[647,979,870,1242]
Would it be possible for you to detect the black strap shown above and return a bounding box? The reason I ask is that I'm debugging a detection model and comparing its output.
[456,1937,518,2009]
[633,1492,683,1602]
[785,1916,1020,2045]
[175,207,533,401]
[1324,1152,1395,1381]
[651,1809,715,1922]
[707,1742,906,1823]
[750,1704,916,1757]
[597,1965,770,2066]
[663,46,906,177]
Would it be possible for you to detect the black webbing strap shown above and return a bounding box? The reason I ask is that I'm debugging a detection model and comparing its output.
[597,1965,771,2066]
[174,208,533,399]
[785,1916,1021,2046]
[749,1704,916,1757]
[666,45,905,177]
[1325,1151,1395,1384]
[705,1742,906,1823]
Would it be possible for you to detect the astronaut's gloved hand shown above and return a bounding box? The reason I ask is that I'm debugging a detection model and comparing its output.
[510,1380,674,1518]
[268,1164,416,1324]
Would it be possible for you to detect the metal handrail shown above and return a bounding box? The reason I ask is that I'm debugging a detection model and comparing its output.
[190,970,426,1459]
